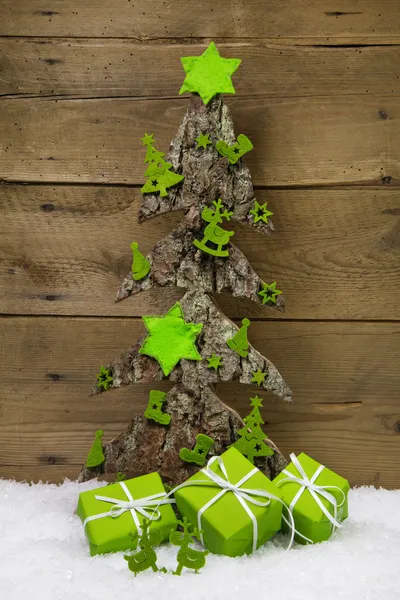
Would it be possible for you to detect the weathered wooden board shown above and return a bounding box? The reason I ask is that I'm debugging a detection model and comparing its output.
[0,318,399,486]
[1,96,399,185]
[2,40,400,99]
[0,1,399,43]
[1,185,399,320]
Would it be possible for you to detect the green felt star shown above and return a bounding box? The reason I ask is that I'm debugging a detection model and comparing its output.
[258,281,282,305]
[251,369,267,386]
[250,395,263,409]
[206,354,223,370]
[180,42,241,105]
[249,200,273,224]
[195,133,212,150]
[141,132,154,146]
[96,366,113,391]
[140,302,203,376]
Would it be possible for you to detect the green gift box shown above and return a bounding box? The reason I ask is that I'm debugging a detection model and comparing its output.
[76,472,177,556]
[273,452,350,545]
[174,447,283,557]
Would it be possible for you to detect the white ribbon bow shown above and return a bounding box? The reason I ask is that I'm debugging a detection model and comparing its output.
[170,455,296,554]
[83,480,175,539]
[276,453,346,533]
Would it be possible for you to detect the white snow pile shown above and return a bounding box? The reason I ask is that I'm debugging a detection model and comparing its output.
[0,478,399,600]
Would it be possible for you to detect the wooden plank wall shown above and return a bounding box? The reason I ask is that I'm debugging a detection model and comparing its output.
[0,1,399,487]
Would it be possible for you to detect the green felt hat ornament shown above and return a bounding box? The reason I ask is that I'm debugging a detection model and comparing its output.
[130,242,151,281]
[227,318,251,358]
[85,429,105,468]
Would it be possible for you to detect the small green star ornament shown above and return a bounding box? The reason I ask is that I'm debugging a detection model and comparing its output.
[258,281,282,305]
[249,200,273,224]
[180,42,241,105]
[140,302,203,376]
[195,133,212,150]
[140,132,154,146]
[96,366,113,391]
[251,369,267,386]
[206,354,223,370]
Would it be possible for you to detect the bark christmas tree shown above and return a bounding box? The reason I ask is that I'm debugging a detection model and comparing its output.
[79,43,292,486]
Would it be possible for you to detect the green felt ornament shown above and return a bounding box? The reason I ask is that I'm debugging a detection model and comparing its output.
[115,471,126,482]
[141,134,184,197]
[193,199,234,257]
[180,41,241,105]
[85,429,105,468]
[216,134,253,164]
[195,133,212,150]
[140,301,203,376]
[130,242,151,281]
[229,395,274,464]
[258,281,282,305]
[124,519,167,576]
[96,365,113,391]
[251,368,268,386]
[170,517,208,575]
[179,434,214,466]
[226,318,251,358]
[206,354,223,371]
[249,200,273,224]
[144,390,171,426]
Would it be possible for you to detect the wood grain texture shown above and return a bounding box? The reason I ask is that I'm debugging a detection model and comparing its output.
[2,40,400,99]
[0,0,399,43]
[1,185,399,320]
[0,317,399,486]
[1,96,399,186]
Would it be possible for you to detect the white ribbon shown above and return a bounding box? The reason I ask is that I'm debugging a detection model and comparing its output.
[276,453,346,534]
[168,455,297,553]
[83,480,175,539]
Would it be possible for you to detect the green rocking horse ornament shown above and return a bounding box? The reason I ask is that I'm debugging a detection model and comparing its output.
[193,199,234,257]
[170,517,208,575]
[124,519,167,576]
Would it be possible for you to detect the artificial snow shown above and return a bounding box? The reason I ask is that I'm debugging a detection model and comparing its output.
[0,478,399,600]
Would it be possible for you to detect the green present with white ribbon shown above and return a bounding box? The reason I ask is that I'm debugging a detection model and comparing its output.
[173,447,284,557]
[76,472,177,556]
[273,452,350,544]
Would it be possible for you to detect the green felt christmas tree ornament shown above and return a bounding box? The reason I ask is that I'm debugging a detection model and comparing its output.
[124,520,167,576]
[141,134,184,198]
[144,390,171,425]
[216,133,253,164]
[227,318,251,357]
[96,365,113,391]
[229,395,274,464]
[85,429,105,468]
[170,517,208,575]
[130,242,151,281]
[193,199,234,257]
[179,434,215,466]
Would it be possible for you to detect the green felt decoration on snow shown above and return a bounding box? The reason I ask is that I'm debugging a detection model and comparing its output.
[144,390,171,425]
[258,281,282,305]
[170,517,208,575]
[141,134,184,198]
[140,302,203,376]
[228,395,274,464]
[179,434,215,466]
[180,41,241,105]
[226,318,251,358]
[251,369,268,387]
[130,242,151,281]
[124,519,167,576]
[195,133,212,150]
[249,200,273,224]
[216,134,253,164]
[85,429,105,468]
[193,199,234,257]
[96,366,113,391]
[206,354,223,371]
